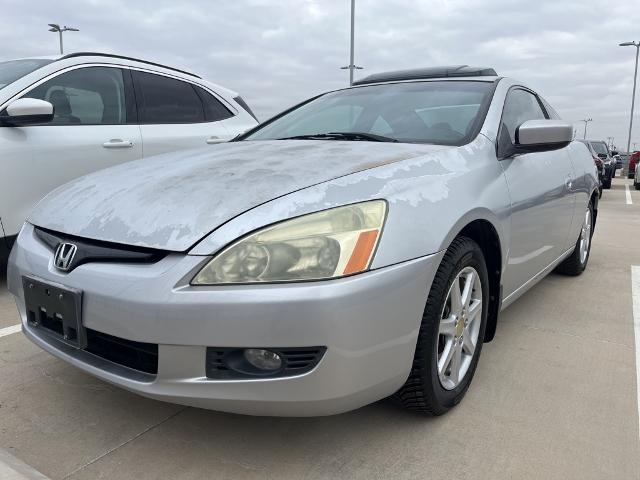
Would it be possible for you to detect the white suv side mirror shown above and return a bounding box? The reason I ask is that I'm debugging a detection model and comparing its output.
[0,98,54,126]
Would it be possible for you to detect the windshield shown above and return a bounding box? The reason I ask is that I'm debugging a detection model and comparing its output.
[0,59,53,91]
[590,142,609,155]
[244,81,495,146]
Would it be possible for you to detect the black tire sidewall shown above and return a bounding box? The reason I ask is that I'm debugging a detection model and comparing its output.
[578,202,594,270]
[422,239,490,411]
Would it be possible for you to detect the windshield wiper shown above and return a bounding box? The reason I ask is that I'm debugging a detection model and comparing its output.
[277,132,398,143]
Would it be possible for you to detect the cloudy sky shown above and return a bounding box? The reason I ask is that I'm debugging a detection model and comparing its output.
[2,0,640,150]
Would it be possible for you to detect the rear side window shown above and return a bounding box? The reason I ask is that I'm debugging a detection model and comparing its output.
[193,86,233,122]
[134,71,204,124]
[26,67,127,125]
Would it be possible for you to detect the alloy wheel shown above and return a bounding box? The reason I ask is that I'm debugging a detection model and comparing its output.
[579,207,592,264]
[437,266,483,390]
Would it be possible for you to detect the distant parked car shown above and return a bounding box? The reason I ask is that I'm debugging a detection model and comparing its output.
[0,52,258,259]
[628,151,640,179]
[577,140,604,194]
[619,152,631,172]
[613,154,622,169]
[578,140,616,188]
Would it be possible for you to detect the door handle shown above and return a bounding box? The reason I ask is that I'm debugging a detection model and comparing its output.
[206,136,225,144]
[565,175,573,190]
[103,139,133,149]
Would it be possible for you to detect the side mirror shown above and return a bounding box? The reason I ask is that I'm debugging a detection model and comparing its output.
[597,153,607,159]
[611,150,619,156]
[514,119,572,153]
[0,98,54,126]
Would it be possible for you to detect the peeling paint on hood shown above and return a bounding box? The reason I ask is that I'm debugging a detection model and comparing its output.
[28,140,452,251]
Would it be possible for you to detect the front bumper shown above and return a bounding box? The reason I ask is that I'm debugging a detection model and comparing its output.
[8,224,442,416]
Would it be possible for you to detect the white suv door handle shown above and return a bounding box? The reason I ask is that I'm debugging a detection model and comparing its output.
[103,139,133,149]
[206,136,225,144]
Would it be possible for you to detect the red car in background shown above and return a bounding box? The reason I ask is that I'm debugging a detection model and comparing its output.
[628,151,640,179]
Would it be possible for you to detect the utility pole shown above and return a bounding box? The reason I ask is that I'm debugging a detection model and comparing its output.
[619,41,640,154]
[580,118,593,139]
[48,24,79,54]
[340,0,363,86]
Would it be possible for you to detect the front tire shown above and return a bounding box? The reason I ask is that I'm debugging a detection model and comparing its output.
[395,237,489,415]
[555,202,593,276]
[602,175,612,189]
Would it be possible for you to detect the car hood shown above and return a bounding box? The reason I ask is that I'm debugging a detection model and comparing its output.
[29,140,451,251]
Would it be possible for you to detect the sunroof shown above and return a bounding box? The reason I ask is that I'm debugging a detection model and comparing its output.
[353,65,497,86]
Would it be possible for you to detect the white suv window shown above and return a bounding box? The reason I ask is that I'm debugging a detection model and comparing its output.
[133,71,205,124]
[26,67,127,125]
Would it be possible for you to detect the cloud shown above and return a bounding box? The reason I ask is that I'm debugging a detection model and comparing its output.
[1,0,639,148]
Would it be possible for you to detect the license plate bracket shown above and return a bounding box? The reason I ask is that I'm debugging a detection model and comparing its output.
[22,276,86,349]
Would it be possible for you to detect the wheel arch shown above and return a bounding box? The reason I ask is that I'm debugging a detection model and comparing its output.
[444,215,503,343]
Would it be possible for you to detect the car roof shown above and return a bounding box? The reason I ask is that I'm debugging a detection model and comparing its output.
[60,52,200,78]
[5,52,200,79]
[2,52,241,104]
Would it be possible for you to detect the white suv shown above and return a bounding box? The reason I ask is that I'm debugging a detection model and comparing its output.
[0,52,258,257]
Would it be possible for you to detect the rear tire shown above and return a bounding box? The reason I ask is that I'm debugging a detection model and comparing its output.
[635,179,640,191]
[555,202,593,276]
[395,237,489,415]
[602,176,612,189]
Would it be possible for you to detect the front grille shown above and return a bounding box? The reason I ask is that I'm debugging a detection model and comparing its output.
[206,347,326,379]
[34,227,168,273]
[84,329,158,375]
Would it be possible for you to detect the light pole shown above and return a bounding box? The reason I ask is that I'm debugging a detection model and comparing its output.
[580,118,593,139]
[48,24,79,54]
[340,0,363,86]
[607,136,613,149]
[619,41,639,154]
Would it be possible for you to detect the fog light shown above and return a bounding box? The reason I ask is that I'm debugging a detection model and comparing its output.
[243,349,282,371]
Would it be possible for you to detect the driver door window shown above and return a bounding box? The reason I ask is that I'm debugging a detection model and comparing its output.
[25,67,127,125]
[498,89,547,156]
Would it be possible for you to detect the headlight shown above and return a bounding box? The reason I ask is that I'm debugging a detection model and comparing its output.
[192,200,387,285]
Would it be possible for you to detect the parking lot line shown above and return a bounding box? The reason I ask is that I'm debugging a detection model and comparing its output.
[630,266,640,439]
[0,323,21,338]
[626,183,633,205]
[0,448,50,480]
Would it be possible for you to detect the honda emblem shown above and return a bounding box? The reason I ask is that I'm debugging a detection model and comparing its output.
[54,243,77,271]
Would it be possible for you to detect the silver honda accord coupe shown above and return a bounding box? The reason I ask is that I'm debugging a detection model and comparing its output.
[7,66,598,416]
